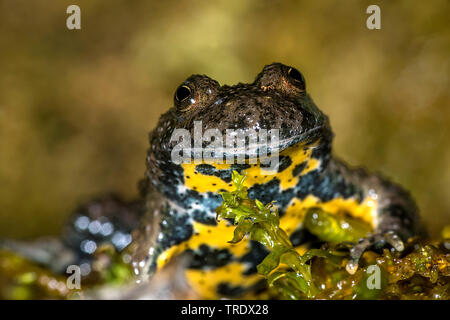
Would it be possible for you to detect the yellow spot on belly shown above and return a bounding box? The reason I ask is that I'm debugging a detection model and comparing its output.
[185,262,263,299]
[156,246,179,270]
[189,220,250,257]
[182,162,234,193]
[181,140,322,193]
[156,220,250,271]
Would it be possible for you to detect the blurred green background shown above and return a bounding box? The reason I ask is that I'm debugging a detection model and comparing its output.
[0,0,448,238]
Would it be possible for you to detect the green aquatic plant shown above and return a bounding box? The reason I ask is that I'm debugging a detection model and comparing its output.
[215,171,342,299]
[303,207,372,243]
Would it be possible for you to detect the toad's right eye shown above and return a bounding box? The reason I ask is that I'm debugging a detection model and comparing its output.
[174,75,220,112]
[175,85,192,103]
[174,84,195,112]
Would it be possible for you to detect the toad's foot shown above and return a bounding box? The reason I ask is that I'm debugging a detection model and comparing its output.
[345,231,405,274]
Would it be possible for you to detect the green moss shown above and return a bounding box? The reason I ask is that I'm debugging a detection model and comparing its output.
[304,207,371,243]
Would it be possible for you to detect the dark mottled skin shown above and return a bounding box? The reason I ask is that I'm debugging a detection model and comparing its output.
[26,63,425,298]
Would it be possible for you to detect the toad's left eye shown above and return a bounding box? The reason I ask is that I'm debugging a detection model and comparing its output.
[287,67,305,89]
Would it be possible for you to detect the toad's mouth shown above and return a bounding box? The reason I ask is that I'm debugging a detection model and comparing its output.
[174,125,325,165]
[275,125,325,152]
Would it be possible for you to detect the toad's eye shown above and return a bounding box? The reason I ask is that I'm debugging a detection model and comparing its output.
[287,67,305,89]
[255,63,306,95]
[174,84,195,112]
[174,75,220,112]
[175,85,192,103]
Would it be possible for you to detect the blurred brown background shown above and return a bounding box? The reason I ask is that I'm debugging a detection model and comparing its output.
[0,0,448,238]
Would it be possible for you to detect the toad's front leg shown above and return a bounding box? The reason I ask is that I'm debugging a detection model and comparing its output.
[328,159,426,274]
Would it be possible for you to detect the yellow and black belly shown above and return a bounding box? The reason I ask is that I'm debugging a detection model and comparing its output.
[150,140,380,299]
